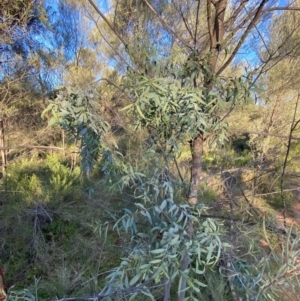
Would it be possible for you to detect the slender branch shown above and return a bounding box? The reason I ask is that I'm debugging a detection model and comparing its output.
[180,11,194,42]
[223,4,300,79]
[280,94,300,227]
[239,185,261,217]
[251,37,300,86]
[231,130,300,141]
[217,0,268,76]
[85,9,136,73]
[143,0,193,50]
[254,186,300,197]
[194,0,201,48]
[252,16,271,56]
[264,6,300,12]
[201,213,239,221]
[207,0,213,50]
[87,0,128,47]
[93,78,133,101]
[292,119,300,132]
[0,145,64,151]
[223,3,300,46]
[173,3,193,42]
[224,0,249,29]
[173,156,184,183]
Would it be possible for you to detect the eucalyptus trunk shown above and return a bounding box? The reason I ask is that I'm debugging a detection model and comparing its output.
[186,0,227,206]
[187,134,204,205]
[183,2,227,300]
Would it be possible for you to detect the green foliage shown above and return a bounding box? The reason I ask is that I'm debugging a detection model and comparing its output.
[8,288,36,301]
[194,268,232,301]
[1,155,120,300]
[6,154,81,203]
[45,155,81,199]
[225,223,300,301]
[266,191,294,210]
[203,149,252,170]
[100,200,226,300]
[257,225,300,300]
[41,52,257,301]
[198,184,218,203]
[43,87,110,175]
[37,8,300,301]
[123,55,252,153]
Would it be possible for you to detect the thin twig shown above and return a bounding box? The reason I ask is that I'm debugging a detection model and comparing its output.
[264,6,300,12]
[175,4,194,42]
[93,78,133,102]
[253,187,300,197]
[0,145,64,151]
[87,0,128,47]
[242,1,271,56]
[217,0,268,76]
[280,93,300,228]
[173,155,184,183]
[231,129,300,141]
[207,0,213,50]
[143,0,193,50]
[85,9,136,74]
[194,0,201,49]
[239,185,261,217]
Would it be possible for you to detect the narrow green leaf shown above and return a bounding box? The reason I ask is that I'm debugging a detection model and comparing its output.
[206,243,214,264]
[160,200,167,211]
[48,117,57,126]
[195,260,205,275]
[193,278,207,287]
[136,105,146,119]
[141,289,155,300]
[120,103,134,111]
[129,273,141,286]
[124,275,129,288]
[137,233,149,239]
[136,203,146,210]
[129,292,138,301]
[145,210,153,224]
[170,235,180,246]
[149,259,162,264]
[150,248,166,254]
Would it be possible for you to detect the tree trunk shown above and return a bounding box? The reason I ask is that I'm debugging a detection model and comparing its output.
[178,135,203,300]
[181,1,228,299]
[187,134,204,205]
[186,0,227,206]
